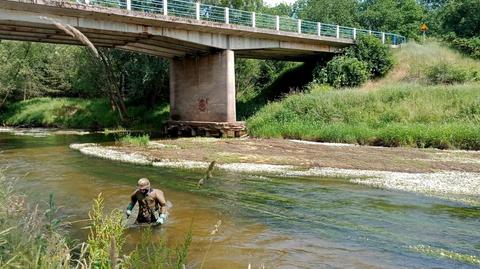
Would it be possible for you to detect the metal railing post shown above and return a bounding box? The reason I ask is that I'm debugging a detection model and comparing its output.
[297,19,301,34]
[196,2,200,20]
[225,7,229,24]
[353,28,356,39]
[276,16,280,31]
[368,30,372,35]
[317,22,321,36]
[252,12,256,28]
[336,25,340,38]
[126,0,131,10]
[163,0,167,15]
[382,32,385,44]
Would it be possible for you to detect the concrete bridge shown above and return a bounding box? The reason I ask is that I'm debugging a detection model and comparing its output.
[0,0,405,136]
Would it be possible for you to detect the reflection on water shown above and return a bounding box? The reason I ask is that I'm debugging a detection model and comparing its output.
[1,132,479,268]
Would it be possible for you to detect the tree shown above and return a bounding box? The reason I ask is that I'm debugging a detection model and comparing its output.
[346,35,394,78]
[295,0,359,26]
[358,0,424,39]
[0,41,81,107]
[418,0,448,10]
[260,3,293,16]
[314,56,369,88]
[201,0,262,11]
[437,0,480,38]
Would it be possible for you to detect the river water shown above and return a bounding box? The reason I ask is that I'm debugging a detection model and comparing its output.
[0,131,479,268]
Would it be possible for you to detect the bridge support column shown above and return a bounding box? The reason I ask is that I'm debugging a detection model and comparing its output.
[168,50,244,137]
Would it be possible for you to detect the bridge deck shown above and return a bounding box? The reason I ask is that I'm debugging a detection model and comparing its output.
[0,0,404,60]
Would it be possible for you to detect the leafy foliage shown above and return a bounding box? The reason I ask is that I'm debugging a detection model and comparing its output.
[0,97,169,130]
[446,36,480,60]
[87,194,125,268]
[295,0,359,26]
[314,56,369,88]
[426,62,470,84]
[346,35,394,78]
[437,0,480,38]
[357,0,424,39]
[313,35,393,88]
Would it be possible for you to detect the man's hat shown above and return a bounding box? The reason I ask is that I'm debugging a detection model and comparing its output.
[137,178,151,190]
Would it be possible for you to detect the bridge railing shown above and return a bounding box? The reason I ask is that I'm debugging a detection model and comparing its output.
[79,0,406,45]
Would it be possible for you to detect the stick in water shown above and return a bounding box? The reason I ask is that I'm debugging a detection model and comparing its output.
[197,161,216,187]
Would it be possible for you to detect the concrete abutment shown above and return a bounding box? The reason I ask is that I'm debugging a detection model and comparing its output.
[168,49,245,137]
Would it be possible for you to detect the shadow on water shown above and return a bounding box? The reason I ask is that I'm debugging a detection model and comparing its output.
[1,131,479,268]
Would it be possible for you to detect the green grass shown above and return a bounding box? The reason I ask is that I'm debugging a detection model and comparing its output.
[119,134,150,146]
[0,97,169,130]
[247,83,480,150]
[246,42,480,150]
[388,42,480,84]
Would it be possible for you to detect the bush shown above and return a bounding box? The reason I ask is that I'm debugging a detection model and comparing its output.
[315,56,369,88]
[449,37,480,60]
[426,63,469,84]
[347,35,394,78]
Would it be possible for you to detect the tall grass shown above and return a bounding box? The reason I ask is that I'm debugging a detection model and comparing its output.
[386,42,480,84]
[247,83,480,150]
[124,228,192,269]
[247,42,480,150]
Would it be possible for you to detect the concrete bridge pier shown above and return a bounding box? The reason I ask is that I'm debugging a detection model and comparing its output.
[167,50,245,137]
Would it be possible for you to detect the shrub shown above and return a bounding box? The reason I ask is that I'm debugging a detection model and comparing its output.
[315,56,369,88]
[449,37,480,60]
[426,63,469,84]
[346,35,394,78]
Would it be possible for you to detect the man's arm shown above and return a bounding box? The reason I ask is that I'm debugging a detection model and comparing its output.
[126,191,138,217]
[156,190,167,214]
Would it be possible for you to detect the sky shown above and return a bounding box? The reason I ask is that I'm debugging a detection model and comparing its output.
[263,0,297,7]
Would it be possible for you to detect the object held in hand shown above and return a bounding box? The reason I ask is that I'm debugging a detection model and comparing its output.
[157,213,167,224]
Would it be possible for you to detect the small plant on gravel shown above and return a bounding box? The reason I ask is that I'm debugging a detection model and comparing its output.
[119,133,150,147]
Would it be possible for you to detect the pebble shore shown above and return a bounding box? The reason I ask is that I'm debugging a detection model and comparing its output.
[70,142,480,206]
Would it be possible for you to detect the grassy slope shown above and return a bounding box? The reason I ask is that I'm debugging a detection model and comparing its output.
[247,42,480,150]
[0,97,169,130]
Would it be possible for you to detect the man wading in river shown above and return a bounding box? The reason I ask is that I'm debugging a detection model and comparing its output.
[126,178,167,225]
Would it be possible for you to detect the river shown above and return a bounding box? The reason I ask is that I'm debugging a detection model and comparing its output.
[0,131,479,268]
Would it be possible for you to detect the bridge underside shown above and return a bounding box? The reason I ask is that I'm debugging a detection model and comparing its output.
[0,20,337,61]
[0,0,352,135]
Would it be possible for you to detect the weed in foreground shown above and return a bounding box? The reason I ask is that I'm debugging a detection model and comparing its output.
[0,169,192,269]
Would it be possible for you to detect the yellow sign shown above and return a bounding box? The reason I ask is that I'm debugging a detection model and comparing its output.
[420,23,428,32]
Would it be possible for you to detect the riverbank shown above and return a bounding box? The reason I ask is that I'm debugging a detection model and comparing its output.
[0,97,169,130]
[70,137,480,206]
[247,43,480,150]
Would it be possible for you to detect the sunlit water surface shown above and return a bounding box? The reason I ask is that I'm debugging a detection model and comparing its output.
[0,132,479,268]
